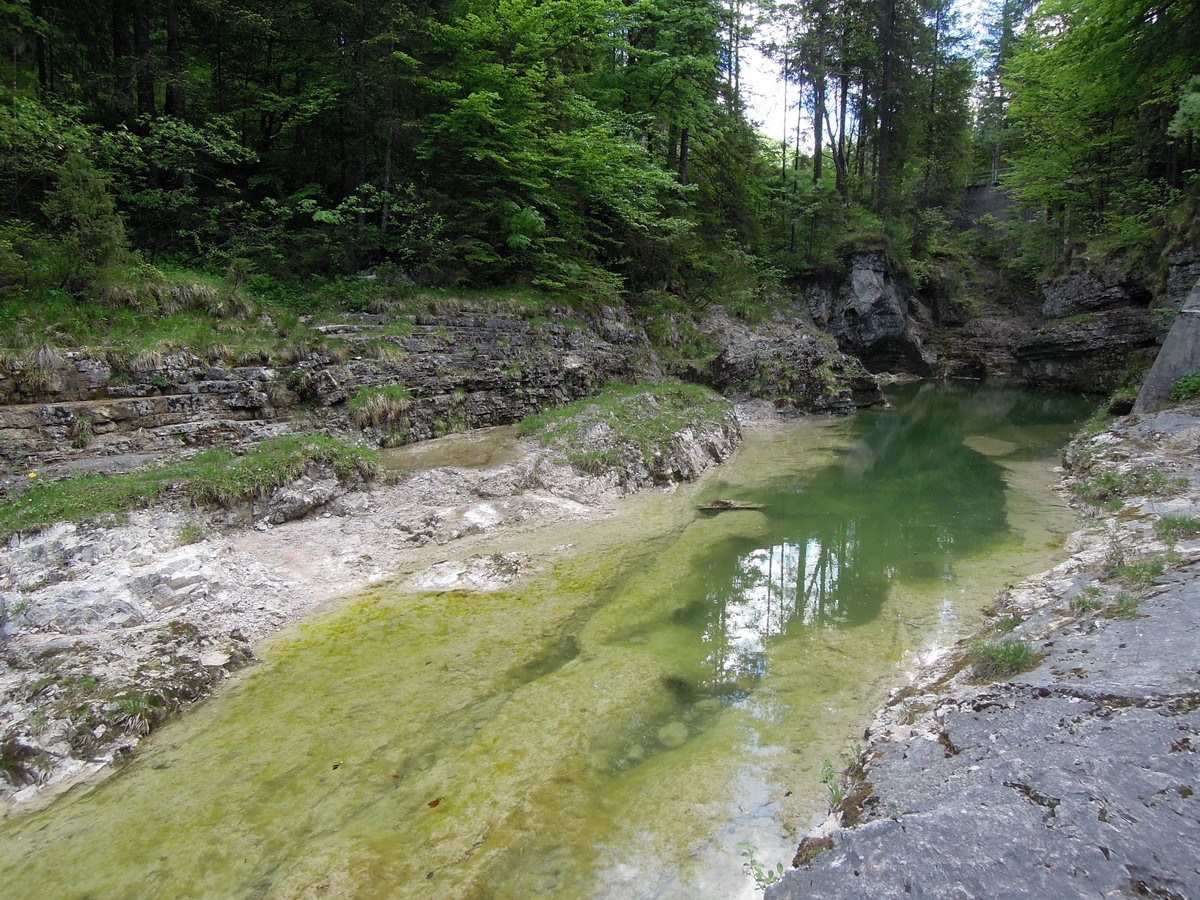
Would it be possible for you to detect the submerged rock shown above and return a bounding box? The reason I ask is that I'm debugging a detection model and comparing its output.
[656,721,689,750]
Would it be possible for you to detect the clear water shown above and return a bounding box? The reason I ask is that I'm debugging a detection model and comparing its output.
[0,381,1092,899]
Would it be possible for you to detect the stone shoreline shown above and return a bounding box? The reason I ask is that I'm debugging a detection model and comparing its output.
[0,409,740,812]
[768,404,1200,899]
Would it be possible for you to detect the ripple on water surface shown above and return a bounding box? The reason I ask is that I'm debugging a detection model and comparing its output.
[0,380,1092,899]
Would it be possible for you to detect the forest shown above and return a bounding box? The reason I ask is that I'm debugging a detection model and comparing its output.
[0,0,1197,314]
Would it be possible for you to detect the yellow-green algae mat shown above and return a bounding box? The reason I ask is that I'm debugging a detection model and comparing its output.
[0,381,1091,899]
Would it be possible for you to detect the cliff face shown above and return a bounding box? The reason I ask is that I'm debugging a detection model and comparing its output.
[803,252,933,376]
[797,244,1200,393]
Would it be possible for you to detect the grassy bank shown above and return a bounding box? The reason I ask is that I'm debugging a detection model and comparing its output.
[517,380,732,475]
[0,435,379,539]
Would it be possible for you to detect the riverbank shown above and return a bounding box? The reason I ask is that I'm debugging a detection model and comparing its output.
[768,401,1200,898]
[0,392,740,811]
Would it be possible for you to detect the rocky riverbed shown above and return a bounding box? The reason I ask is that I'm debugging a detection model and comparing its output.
[768,402,1200,899]
[0,407,740,811]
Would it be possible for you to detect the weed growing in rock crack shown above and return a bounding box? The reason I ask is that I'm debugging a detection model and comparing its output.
[821,758,846,809]
[969,639,1038,680]
[27,706,49,735]
[1168,372,1200,403]
[1072,470,1185,509]
[1154,516,1200,544]
[1106,553,1173,588]
[737,843,784,887]
[843,743,867,780]
[1110,592,1143,618]
[347,385,413,429]
[994,613,1023,633]
[114,694,156,736]
[1068,587,1103,613]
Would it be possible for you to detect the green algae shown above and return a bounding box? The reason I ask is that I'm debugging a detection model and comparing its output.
[0,381,1091,899]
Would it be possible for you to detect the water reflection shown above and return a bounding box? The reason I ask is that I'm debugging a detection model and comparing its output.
[693,380,1091,693]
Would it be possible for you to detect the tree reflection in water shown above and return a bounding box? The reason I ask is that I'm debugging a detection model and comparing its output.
[692,380,1092,694]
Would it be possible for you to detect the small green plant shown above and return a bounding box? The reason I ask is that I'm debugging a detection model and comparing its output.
[821,757,846,809]
[1169,371,1200,403]
[738,843,785,887]
[843,743,867,780]
[995,613,1023,633]
[148,373,174,390]
[1068,587,1103,613]
[1072,469,1184,509]
[1111,592,1142,618]
[1106,554,1169,588]
[114,694,155,736]
[69,413,94,449]
[1154,515,1200,544]
[969,639,1038,680]
[177,523,208,546]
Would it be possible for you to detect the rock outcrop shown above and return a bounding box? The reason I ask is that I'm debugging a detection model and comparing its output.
[1015,307,1158,391]
[805,252,933,375]
[704,305,882,414]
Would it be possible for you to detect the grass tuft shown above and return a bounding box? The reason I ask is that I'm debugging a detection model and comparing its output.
[347,385,414,429]
[1071,469,1185,509]
[969,639,1039,680]
[1154,515,1200,544]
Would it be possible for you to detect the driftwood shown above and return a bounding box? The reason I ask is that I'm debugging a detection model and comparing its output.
[696,499,767,512]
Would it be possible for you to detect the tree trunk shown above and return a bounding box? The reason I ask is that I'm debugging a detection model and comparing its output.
[112,0,134,113]
[874,0,896,212]
[679,127,690,185]
[133,0,154,118]
[812,0,827,184]
[164,0,185,116]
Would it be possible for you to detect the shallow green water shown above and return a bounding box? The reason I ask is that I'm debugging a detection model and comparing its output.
[0,381,1091,899]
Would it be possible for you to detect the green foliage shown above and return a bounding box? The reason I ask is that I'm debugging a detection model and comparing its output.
[184,435,381,507]
[820,757,846,809]
[738,843,785,887]
[1169,372,1200,403]
[969,639,1038,680]
[1105,554,1169,589]
[1004,0,1200,252]
[347,385,414,429]
[1110,592,1142,618]
[1071,469,1184,509]
[1154,516,1200,544]
[1068,587,1103,614]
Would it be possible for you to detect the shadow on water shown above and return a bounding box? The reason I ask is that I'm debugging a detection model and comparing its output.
[683,380,1093,701]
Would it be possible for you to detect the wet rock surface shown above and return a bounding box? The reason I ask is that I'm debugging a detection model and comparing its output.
[1015,306,1158,392]
[769,404,1200,900]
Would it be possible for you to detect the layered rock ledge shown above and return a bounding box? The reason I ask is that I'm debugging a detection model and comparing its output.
[768,404,1200,899]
